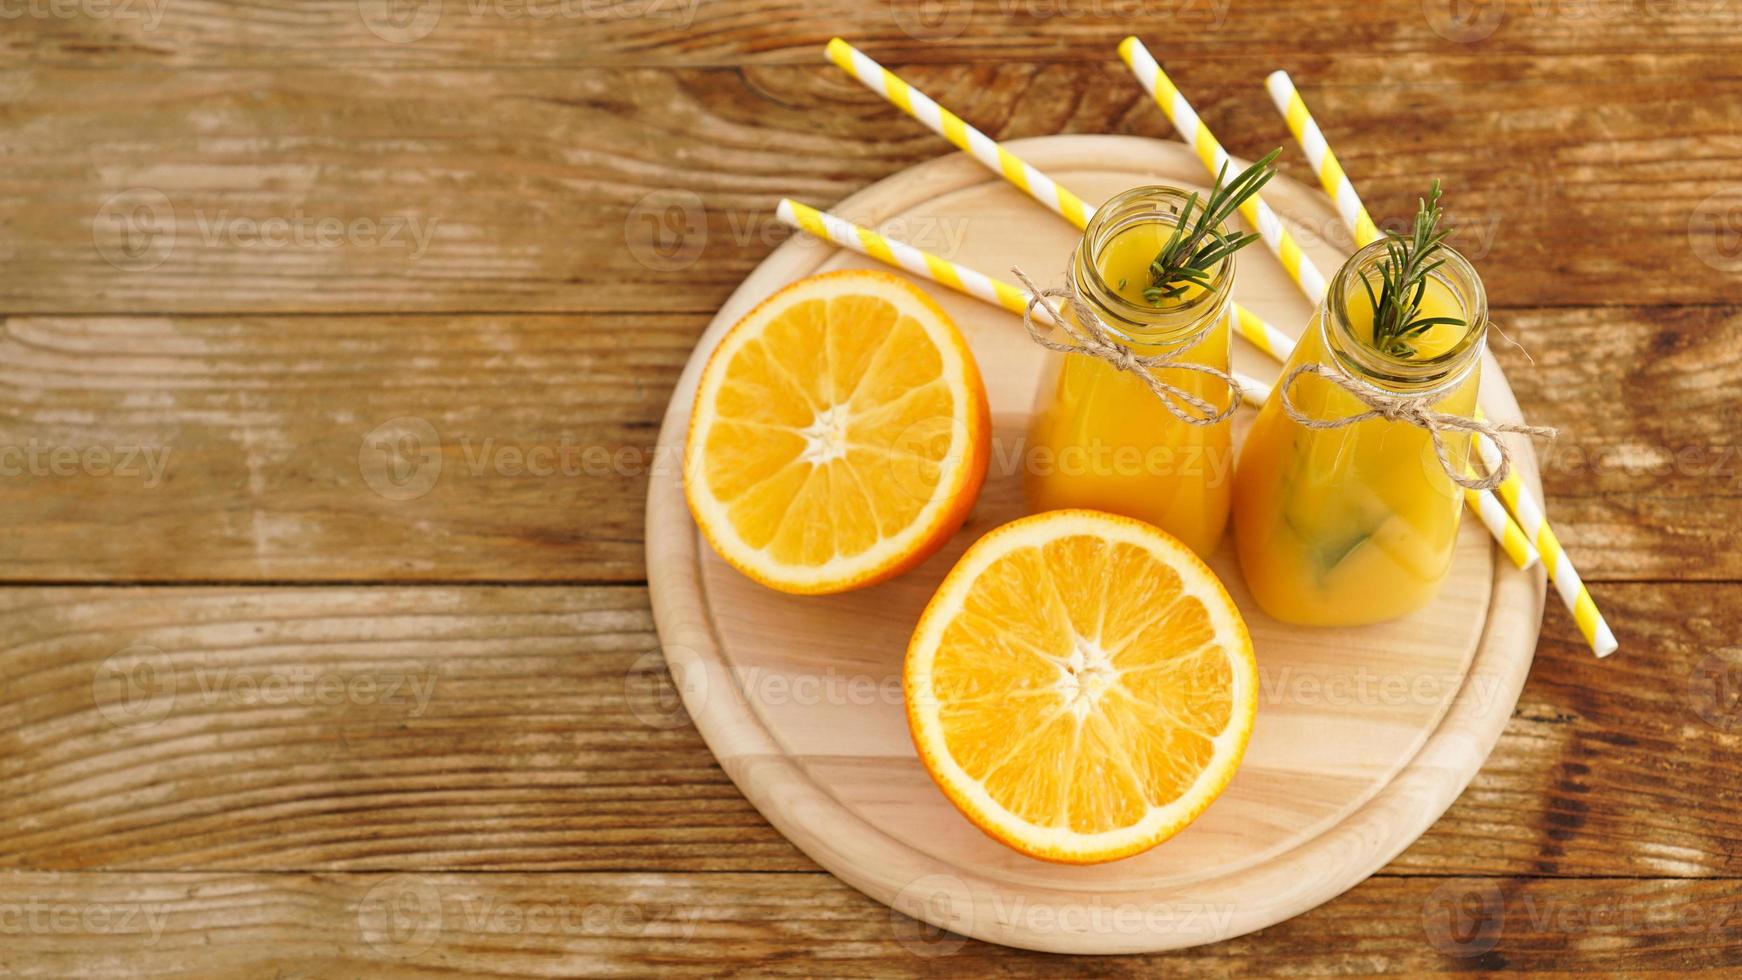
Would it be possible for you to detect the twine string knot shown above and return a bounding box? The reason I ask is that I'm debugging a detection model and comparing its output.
[1277,360,1555,492]
[1012,266,1243,426]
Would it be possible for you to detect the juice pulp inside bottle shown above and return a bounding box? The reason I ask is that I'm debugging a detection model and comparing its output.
[1024,223,1234,558]
[1232,275,1477,625]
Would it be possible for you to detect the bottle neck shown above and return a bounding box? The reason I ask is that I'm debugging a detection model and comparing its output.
[1070,185,1234,351]
[1322,237,1487,394]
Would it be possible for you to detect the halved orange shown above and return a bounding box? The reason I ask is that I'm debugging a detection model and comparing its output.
[684,270,990,594]
[906,509,1257,863]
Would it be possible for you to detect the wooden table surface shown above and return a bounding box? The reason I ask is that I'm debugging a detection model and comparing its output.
[3,1,1739,975]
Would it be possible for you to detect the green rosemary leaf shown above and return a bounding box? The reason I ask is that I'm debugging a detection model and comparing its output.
[1191,231,1263,268]
[1366,180,1467,357]
[1145,148,1282,307]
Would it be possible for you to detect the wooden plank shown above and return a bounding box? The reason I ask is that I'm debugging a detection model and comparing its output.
[1389,581,1742,878]
[1491,304,1742,582]
[0,313,695,582]
[0,870,1735,975]
[0,586,803,873]
[0,584,1735,877]
[9,0,1742,68]
[1,306,1735,582]
[3,63,1740,314]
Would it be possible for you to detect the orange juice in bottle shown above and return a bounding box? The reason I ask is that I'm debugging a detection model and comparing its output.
[1024,185,1239,557]
[1233,191,1485,625]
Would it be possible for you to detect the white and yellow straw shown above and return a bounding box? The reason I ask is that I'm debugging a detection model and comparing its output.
[778,198,1031,320]
[1467,476,1539,572]
[1266,71,1613,655]
[776,199,1269,407]
[825,38,1089,228]
[1265,71,1381,250]
[826,37,1296,364]
[1477,414,1617,656]
[1120,36,1331,304]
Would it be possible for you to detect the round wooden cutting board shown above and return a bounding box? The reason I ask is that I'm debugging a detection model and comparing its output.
[646,136,1547,954]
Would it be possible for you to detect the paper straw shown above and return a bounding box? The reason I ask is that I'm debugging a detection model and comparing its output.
[778,199,1031,317]
[1477,415,1617,656]
[1465,480,1538,571]
[776,199,1268,408]
[1119,36,1331,304]
[1264,74,1611,652]
[825,38,1297,363]
[1231,305,1292,363]
[1265,70,1381,249]
[827,38,1090,228]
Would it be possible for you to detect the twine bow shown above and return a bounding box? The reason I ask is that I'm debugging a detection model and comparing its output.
[1278,361,1555,492]
[1012,267,1243,425]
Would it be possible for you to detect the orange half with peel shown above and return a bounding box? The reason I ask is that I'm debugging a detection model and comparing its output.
[906,509,1257,863]
[684,270,990,594]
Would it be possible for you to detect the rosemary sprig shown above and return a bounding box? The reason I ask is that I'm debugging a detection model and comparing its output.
[1144,147,1282,306]
[1364,180,1466,358]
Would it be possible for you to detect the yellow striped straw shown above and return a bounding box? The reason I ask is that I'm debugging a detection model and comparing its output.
[1465,478,1538,572]
[1119,36,1331,304]
[1476,413,1617,657]
[777,198,1030,317]
[776,198,1269,408]
[825,37,1296,364]
[1265,70,1381,249]
[826,38,1090,228]
[1265,73,1611,653]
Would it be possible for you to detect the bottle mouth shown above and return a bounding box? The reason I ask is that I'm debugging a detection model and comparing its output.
[1325,236,1488,389]
[1073,185,1235,346]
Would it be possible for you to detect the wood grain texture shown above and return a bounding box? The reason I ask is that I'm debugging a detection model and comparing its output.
[10,0,1742,67]
[4,61,1740,314]
[0,313,692,582]
[1,0,1735,970]
[1,584,1735,882]
[0,586,797,873]
[3,305,1735,582]
[0,871,1736,976]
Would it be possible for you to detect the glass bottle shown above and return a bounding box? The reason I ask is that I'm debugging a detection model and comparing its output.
[1232,237,1487,625]
[1024,186,1237,558]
